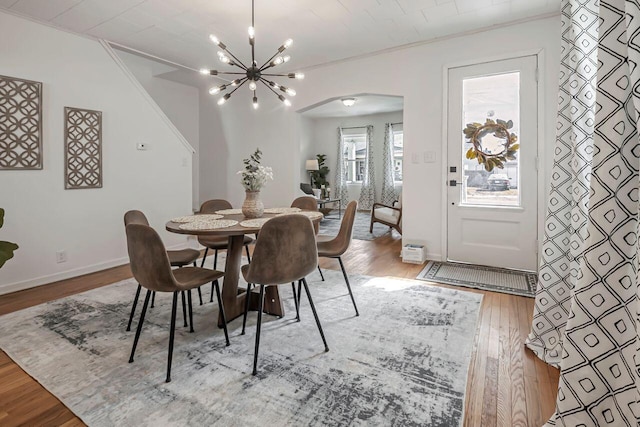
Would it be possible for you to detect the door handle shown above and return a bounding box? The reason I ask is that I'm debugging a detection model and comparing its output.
[449,180,463,187]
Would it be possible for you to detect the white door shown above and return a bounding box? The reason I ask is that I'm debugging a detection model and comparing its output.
[447,56,538,271]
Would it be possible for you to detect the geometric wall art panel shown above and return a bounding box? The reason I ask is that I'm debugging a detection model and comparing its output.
[0,75,43,170]
[64,107,102,189]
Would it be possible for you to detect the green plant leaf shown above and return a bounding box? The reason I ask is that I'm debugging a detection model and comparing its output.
[507,120,513,129]
[0,241,18,269]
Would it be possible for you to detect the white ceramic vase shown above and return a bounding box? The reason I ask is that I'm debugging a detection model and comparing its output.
[242,190,264,218]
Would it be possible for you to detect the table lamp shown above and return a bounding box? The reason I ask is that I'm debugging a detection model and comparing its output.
[305,159,319,186]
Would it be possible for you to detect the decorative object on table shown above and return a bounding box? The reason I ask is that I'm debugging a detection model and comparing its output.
[214,208,243,215]
[179,219,239,231]
[310,154,329,189]
[0,208,18,269]
[198,0,304,108]
[170,214,223,223]
[305,159,319,185]
[263,207,301,214]
[64,107,103,189]
[0,75,43,170]
[463,118,519,172]
[239,148,273,218]
[0,270,481,426]
[417,261,536,297]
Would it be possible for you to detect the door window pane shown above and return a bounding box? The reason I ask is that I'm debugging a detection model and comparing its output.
[462,72,520,207]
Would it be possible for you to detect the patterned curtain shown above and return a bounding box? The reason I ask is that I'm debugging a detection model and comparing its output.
[358,125,376,210]
[381,123,399,206]
[334,127,349,205]
[529,1,640,425]
[525,0,597,367]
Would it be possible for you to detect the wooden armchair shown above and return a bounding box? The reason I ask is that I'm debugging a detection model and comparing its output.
[370,192,402,234]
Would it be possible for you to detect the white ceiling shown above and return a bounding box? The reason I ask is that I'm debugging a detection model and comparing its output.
[1,0,559,71]
[301,95,403,118]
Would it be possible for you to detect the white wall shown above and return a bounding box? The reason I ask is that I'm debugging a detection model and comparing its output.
[116,51,201,211]
[0,12,193,294]
[218,16,561,261]
[306,110,403,203]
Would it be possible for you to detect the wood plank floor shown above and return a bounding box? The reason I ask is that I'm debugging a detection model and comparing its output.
[0,234,559,426]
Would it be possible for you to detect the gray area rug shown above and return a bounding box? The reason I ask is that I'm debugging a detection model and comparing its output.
[416,261,537,297]
[0,269,482,426]
[319,210,399,241]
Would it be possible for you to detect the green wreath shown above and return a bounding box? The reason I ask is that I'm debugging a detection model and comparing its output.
[463,118,519,172]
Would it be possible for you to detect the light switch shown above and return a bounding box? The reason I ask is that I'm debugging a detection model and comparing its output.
[411,153,419,164]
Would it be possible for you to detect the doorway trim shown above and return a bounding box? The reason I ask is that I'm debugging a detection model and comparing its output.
[440,48,547,270]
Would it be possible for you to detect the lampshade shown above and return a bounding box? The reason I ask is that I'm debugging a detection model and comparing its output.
[305,159,319,171]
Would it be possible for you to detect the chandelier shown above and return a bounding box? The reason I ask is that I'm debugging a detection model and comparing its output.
[199,0,304,109]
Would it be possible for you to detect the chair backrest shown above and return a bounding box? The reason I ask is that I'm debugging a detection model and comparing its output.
[200,199,233,214]
[299,183,314,195]
[291,196,318,211]
[245,214,318,285]
[396,191,402,208]
[125,223,177,292]
[124,210,150,226]
[332,200,358,256]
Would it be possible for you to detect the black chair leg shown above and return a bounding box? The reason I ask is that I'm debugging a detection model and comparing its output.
[187,290,194,333]
[129,290,151,363]
[213,280,230,346]
[209,250,220,303]
[242,283,253,335]
[194,261,203,306]
[166,291,178,383]
[151,291,156,308]
[126,284,142,332]
[252,285,266,376]
[181,291,188,327]
[297,280,302,309]
[292,282,300,322]
[302,278,329,352]
[318,265,325,281]
[200,248,209,268]
[245,245,251,262]
[337,257,359,316]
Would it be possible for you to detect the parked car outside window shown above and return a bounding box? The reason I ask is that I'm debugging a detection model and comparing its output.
[487,173,510,191]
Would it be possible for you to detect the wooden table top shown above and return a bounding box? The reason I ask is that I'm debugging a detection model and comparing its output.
[165,210,322,236]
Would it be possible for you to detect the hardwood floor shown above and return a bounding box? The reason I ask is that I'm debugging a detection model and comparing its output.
[0,234,558,426]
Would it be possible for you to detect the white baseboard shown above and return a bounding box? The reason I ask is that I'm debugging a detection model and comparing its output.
[0,243,195,296]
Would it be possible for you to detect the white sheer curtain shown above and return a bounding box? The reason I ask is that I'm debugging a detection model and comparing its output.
[528,1,640,425]
[358,125,376,210]
[381,123,399,206]
[334,127,349,205]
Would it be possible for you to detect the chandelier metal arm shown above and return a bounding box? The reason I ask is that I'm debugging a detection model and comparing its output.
[260,79,282,97]
[258,50,284,72]
[222,49,249,70]
[228,78,249,95]
[261,73,291,77]
[214,71,248,76]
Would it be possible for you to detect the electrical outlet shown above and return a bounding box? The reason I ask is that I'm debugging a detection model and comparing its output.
[56,250,67,263]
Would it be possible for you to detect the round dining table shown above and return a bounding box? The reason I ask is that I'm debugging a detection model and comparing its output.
[166,210,322,326]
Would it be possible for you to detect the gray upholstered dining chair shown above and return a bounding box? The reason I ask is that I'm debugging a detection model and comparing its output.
[198,199,254,304]
[126,223,229,383]
[315,201,359,316]
[124,210,200,332]
[240,214,329,375]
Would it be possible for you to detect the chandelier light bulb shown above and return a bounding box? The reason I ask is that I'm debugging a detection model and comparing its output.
[248,26,255,39]
[283,55,291,63]
[249,81,257,91]
[231,79,241,86]
[220,55,230,64]
[284,39,293,48]
[253,96,259,109]
[218,94,231,105]
[199,68,210,75]
[274,56,284,65]
[286,88,296,96]
[270,81,280,89]
[209,34,220,45]
[209,86,221,95]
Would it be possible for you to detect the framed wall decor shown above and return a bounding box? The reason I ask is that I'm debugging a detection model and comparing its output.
[64,107,103,189]
[0,75,43,170]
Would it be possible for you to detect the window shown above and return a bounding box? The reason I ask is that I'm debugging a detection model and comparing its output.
[392,128,403,181]
[342,132,367,183]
